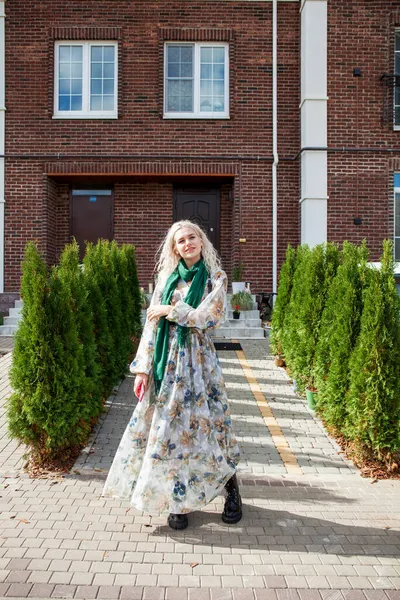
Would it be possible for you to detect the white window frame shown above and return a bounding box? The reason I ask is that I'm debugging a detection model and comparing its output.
[394,187,400,261]
[163,42,229,119]
[53,40,118,119]
[394,31,400,130]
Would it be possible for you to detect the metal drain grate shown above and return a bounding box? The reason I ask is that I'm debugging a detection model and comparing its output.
[214,342,242,351]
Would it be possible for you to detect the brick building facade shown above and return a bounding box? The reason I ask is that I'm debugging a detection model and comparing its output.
[1,0,399,303]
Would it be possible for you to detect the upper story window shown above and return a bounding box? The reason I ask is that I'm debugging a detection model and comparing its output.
[394,32,400,128]
[164,42,229,119]
[54,41,118,119]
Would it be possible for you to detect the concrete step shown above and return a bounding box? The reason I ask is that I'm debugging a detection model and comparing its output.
[216,326,265,339]
[4,316,20,326]
[15,300,23,309]
[225,318,261,328]
[227,309,260,319]
[0,325,17,336]
[227,293,256,301]
[9,307,22,317]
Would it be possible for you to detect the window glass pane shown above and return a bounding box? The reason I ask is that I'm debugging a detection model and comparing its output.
[200,63,212,80]
[90,96,102,111]
[200,46,226,113]
[71,62,82,78]
[168,46,180,63]
[181,46,193,62]
[395,194,400,235]
[395,54,400,75]
[91,63,102,78]
[91,46,103,62]
[71,95,82,110]
[200,97,212,111]
[103,79,114,95]
[213,97,225,112]
[213,81,224,97]
[213,63,225,80]
[395,238,400,261]
[90,45,115,112]
[91,79,102,94]
[58,45,82,112]
[103,46,115,62]
[200,47,212,63]
[396,32,400,52]
[59,96,70,111]
[71,79,82,94]
[168,62,179,77]
[166,45,193,112]
[103,95,114,111]
[213,47,225,63]
[59,46,70,62]
[395,106,400,126]
[104,62,114,78]
[59,63,71,79]
[59,79,70,94]
[71,46,82,61]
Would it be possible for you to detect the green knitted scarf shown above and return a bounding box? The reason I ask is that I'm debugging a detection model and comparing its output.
[153,258,208,394]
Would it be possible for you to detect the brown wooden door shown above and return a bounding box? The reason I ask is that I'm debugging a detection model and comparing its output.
[173,187,220,251]
[71,189,113,260]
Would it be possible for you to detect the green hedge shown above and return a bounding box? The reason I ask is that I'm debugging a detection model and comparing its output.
[8,239,142,464]
[271,240,400,463]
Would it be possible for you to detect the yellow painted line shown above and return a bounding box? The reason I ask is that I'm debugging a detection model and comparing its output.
[233,341,303,475]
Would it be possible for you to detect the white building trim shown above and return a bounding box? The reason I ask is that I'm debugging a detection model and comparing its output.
[0,1,5,294]
[300,0,328,246]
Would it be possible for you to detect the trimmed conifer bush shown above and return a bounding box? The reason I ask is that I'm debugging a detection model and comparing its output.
[270,244,296,356]
[121,244,142,337]
[345,240,400,460]
[313,241,368,428]
[83,242,117,394]
[58,241,103,422]
[281,243,339,392]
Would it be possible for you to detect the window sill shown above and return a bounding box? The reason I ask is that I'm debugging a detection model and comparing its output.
[53,113,118,120]
[163,113,230,120]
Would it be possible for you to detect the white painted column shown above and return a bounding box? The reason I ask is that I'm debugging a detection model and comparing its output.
[300,0,328,246]
[0,1,5,293]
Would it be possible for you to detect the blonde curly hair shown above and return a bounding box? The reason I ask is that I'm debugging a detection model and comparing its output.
[155,220,222,279]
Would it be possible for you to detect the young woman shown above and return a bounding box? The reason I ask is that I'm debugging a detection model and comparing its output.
[103,220,241,530]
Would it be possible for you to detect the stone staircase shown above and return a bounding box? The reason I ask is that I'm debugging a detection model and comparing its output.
[0,299,22,336]
[1,295,265,340]
[215,293,264,339]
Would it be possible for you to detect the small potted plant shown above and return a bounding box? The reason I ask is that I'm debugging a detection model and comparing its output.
[232,263,246,293]
[233,304,240,319]
[230,291,253,312]
[305,376,318,410]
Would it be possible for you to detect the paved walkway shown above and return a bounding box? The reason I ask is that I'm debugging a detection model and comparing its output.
[0,340,399,600]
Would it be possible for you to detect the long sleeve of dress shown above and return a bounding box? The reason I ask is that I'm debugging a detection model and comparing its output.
[166,270,227,330]
[129,276,165,376]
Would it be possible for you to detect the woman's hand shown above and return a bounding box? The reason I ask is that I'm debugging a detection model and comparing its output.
[134,373,149,397]
[147,304,171,321]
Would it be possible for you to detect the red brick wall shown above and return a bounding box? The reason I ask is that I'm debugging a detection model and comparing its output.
[327,0,400,258]
[5,0,300,291]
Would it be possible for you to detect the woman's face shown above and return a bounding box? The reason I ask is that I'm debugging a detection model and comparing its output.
[174,226,203,266]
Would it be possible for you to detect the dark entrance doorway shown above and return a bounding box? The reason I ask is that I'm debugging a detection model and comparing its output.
[71,188,113,260]
[173,187,220,250]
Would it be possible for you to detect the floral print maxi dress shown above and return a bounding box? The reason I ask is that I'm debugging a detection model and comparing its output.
[102,269,241,516]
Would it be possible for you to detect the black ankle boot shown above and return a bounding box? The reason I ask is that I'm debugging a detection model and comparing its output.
[168,513,189,530]
[222,474,242,524]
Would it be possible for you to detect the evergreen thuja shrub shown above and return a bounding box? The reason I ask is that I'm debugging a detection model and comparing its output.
[345,240,400,460]
[83,242,117,395]
[282,243,339,392]
[8,242,50,448]
[313,241,368,427]
[270,244,296,356]
[280,244,310,368]
[110,241,132,368]
[58,241,102,422]
[121,244,142,338]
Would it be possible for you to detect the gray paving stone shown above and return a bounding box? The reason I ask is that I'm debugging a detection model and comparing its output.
[5,582,33,597]
[51,584,76,598]
[28,583,55,597]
